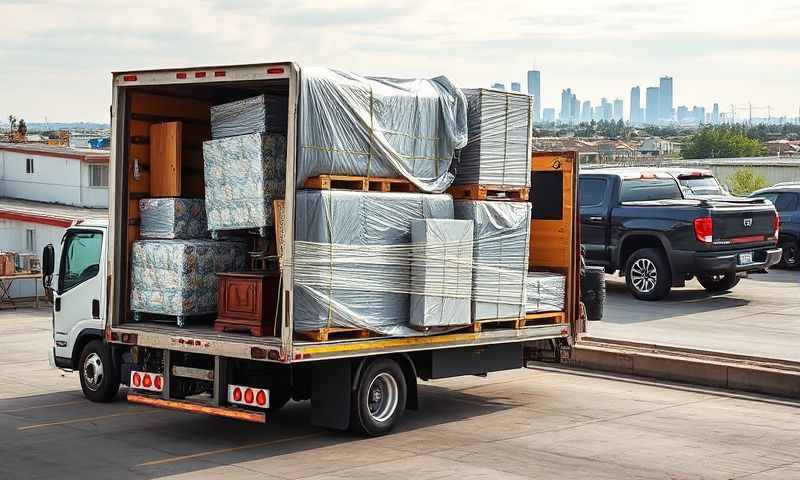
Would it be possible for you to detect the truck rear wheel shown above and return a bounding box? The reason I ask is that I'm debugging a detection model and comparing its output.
[79,340,120,402]
[625,248,671,301]
[351,358,406,437]
[778,241,799,269]
[697,272,740,292]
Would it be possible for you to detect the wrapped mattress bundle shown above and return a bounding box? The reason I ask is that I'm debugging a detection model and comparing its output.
[130,239,247,324]
[454,89,532,187]
[525,272,566,313]
[210,94,288,139]
[298,67,469,193]
[454,200,531,321]
[139,198,208,239]
[292,190,454,335]
[410,219,474,328]
[203,132,286,231]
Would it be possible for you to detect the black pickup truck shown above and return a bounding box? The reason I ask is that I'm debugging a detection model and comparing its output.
[579,168,782,300]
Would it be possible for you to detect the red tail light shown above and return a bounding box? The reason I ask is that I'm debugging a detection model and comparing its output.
[142,374,152,388]
[132,372,141,387]
[244,388,254,404]
[154,375,162,390]
[773,212,780,239]
[122,74,138,82]
[256,390,267,406]
[266,67,285,75]
[228,385,270,409]
[176,72,187,79]
[233,387,242,402]
[694,216,713,244]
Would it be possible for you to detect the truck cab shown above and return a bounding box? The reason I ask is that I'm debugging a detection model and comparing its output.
[45,219,114,399]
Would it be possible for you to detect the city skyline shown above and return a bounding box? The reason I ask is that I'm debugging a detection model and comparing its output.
[2,1,799,122]
[492,70,794,125]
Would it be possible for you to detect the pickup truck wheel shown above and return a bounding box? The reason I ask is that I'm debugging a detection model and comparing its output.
[79,340,120,402]
[778,241,799,268]
[625,248,671,301]
[697,272,740,292]
[351,358,406,437]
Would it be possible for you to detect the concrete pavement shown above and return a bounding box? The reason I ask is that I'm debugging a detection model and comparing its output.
[2,307,800,479]
[589,269,800,361]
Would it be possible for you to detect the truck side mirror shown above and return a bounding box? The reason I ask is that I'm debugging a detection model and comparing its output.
[42,244,55,289]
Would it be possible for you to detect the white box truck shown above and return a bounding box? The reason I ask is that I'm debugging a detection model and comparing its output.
[44,62,580,436]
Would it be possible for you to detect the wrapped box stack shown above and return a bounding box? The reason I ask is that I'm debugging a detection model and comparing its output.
[203,95,288,232]
[454,201,532,321]
[455,89,532,188]
[292,190,454,335]
[410,219,474,328]
[525,272,566,313]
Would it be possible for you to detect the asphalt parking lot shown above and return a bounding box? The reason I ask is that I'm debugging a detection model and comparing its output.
[590,269,800,361]
[2,281,800,480]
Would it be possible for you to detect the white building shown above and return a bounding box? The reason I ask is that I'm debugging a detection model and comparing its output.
[0,143,108,300]
[0,143,110,208]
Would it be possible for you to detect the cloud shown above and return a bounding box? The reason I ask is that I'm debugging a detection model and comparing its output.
[0,0,798,121]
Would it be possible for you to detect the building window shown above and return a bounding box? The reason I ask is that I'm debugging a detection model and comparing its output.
[25,229,36,252]
[89,165,109,187]
[25,158,34,174]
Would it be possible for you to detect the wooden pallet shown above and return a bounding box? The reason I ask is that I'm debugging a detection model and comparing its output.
[447,184,529,201]
[295,327,372,342]
[303,175,417,193]
[467,311,565,333]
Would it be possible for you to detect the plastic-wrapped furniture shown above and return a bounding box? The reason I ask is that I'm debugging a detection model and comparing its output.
[130,239,248,327]
[139,198,208,239]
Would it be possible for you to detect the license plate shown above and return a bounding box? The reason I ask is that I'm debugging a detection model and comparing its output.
[738,252,753,265]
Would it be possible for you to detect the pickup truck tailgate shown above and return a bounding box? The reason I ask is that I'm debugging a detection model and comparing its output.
[712,206,775,242]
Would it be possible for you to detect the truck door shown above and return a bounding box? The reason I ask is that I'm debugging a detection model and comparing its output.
[579,176,611,264]
[53,229,106,360]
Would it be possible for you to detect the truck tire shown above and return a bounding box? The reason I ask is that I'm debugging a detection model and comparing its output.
[79,340,120,402]
[778,241,799,269]
[697,272,740,292]
[625,248,671,301]
[351,358,406,437]
[582,266,606,321]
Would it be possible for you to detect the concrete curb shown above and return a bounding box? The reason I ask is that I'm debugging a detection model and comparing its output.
[569,342,800,399]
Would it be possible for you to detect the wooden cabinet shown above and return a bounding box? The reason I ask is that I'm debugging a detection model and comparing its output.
[215,272,280,337]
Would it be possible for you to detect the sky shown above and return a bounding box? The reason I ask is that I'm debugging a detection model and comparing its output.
[1,0,799,123]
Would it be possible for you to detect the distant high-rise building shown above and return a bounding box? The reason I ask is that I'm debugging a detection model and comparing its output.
[581,100,592,122]
[712,103,720,124]
[491,82,506,90]
[542,108,556,123]
[692,106,706,125]
[677,105,690,124]
[630,86,642,124]
[511,82,521,92]
[600,98,612,121]
[645,87,660,124]
[527,70,541,122]
[560,88,579,123]
[594,106,603,120]
[613,99,624,121]
[658,76,673,123]
[573,96,580,123]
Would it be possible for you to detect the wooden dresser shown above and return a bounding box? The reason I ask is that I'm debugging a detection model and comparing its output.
[215,272,280,337]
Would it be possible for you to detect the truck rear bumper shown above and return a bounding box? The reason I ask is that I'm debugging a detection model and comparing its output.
[673,247,782,274]
[127,393,266,423]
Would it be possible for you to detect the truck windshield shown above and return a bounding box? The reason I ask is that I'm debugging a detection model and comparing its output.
[621,179,682,202]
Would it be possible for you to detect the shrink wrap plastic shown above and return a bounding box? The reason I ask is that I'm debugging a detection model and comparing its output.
[454,89,532,187]
[298,67,468,193]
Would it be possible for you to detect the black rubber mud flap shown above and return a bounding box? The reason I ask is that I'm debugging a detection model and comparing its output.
[311,359,351,430]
